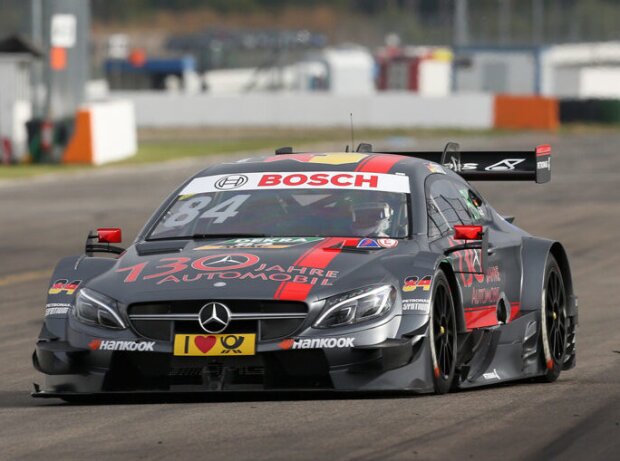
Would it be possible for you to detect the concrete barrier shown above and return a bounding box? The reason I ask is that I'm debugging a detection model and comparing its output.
[64,100,137,165]
[560,98,620,124]
[112,92,495,129]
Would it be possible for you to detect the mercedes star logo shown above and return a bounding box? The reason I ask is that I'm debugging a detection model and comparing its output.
[210,255,245,266]
[198,302,232,334]
[191,253,260,271]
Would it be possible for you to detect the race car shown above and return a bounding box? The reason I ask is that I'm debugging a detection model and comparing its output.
[32,143,577,399]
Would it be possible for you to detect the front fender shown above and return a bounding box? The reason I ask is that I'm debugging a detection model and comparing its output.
[41,256,118,340]
[391,251,446,337]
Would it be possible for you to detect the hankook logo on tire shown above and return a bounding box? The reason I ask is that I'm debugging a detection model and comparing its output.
[215,175,249,190]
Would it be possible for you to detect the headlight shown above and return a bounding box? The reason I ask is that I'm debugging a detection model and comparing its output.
[74,288,126,329]
[314,285,396,328]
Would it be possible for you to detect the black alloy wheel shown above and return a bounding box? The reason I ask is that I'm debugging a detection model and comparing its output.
[430,271,457,394]
[540,255,568,382]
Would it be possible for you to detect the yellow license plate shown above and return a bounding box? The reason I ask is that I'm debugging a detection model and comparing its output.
[173,334,256,356]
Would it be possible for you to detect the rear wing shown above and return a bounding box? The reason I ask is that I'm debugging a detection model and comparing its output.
[378,142,552,183]
[274,142,552,183]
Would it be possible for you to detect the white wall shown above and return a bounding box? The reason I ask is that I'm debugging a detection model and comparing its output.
[113,92,494,129]
[90,99,137,165]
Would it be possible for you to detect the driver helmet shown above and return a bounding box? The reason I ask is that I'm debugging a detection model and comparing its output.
[352,202,393,237]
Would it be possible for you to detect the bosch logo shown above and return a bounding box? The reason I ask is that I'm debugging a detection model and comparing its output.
[198,302,232,333]
[215,175,248,190]
[258,173,379,189]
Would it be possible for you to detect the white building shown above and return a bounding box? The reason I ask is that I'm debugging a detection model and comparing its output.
[543,42,620,98]
[376,46,453,96]
[0,36,41,162]
[304,46,376,95]
[203,46,376,96]
[453,42,620,98]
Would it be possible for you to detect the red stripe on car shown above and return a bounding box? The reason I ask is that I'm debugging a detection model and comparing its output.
[465,302,522,329]
[275,282,314,301]
[274,238,343,301]
[354,154,375,171]
[355,154,404,173]
[508,302,521,321]
[464,306,497,329]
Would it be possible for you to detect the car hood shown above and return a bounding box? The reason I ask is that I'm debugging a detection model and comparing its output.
[86,237,414,305]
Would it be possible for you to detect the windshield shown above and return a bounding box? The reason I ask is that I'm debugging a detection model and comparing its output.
[148,173,410,240]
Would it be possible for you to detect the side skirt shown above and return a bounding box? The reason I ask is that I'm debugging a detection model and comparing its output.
[455,312,544,389]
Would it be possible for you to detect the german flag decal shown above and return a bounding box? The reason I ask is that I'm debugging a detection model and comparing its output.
[48,279,81,295]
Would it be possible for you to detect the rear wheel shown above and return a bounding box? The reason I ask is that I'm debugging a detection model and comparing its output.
[539,255,568,382]
[429,271,457,394]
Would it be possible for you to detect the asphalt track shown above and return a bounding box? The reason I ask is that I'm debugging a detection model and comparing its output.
[1,132,619,460]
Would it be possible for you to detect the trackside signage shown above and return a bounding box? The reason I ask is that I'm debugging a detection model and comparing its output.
[180,172,411,195]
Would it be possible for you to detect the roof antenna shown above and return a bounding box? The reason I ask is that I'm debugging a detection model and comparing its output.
[349,113,355,153]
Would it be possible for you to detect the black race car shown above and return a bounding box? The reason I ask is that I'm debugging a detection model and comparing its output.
[33,143,577,399]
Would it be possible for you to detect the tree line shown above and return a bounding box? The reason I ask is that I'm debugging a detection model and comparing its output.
[91,0,620,45]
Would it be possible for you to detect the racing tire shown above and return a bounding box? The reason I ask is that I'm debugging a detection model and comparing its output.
[429,271,457,394]
[539,255,568,383]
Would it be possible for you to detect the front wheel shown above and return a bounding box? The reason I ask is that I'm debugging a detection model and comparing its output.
[428,271,457,394]
[539,255,568,382]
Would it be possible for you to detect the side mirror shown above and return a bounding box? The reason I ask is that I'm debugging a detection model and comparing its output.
[453,225,483,240]
[446,225,488,274]
[85,228,125,256]
[97,228,122,244]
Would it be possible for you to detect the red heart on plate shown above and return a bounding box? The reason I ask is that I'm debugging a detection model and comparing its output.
[194,335,217,353]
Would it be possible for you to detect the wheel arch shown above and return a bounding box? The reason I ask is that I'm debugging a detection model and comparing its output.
[438,260,466,333]
[549,242,575,300]
[520,237,577,317]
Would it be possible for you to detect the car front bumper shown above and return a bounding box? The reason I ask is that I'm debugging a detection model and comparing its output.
[34,309,434,395]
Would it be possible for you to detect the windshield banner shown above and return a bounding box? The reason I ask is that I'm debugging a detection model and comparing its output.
[180,171,410,195]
